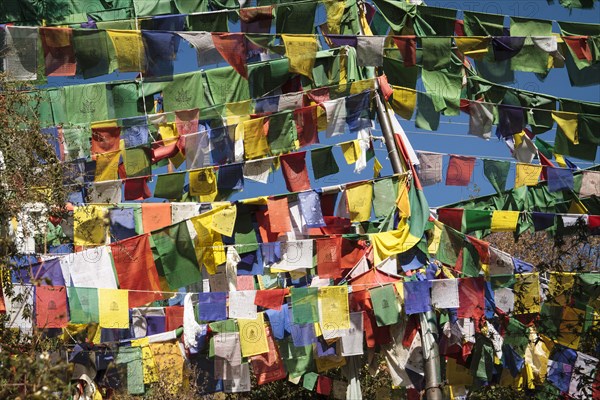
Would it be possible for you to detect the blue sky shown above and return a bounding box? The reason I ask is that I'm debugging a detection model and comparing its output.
[47,0,600,208]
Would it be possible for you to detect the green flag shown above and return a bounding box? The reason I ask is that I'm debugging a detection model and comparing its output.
[233,210,259,254]
[276,2,317,34]
[124,147,151,178]
[483,159,510,194]
[510,17,553,74]
[188,12,228,32]
[463,209,492,233]
[67,287,99,324]
[302,372,319,391]
[415,92,440,131]
[291,287,319,324]
[154,172,186,200]
[421,37,452,71]
[152,221,201,290]
[373,177,398,219]
[310,146,339,180]
[463,10,505,36]
[369,284,400,326]
[267,111,297,155]
[535,137,555,159]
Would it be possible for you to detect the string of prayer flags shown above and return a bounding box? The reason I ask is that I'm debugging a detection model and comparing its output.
[280,152,311,192]
[282,34,318,79]
[446,155,475,186]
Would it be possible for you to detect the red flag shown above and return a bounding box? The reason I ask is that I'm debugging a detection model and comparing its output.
[91,126,121,156]
[467,235,490,264]
[175,108,200,137]
[255,209,281,242]
[280,151,311,192]
[250,327,286,385]
[165,306,184,331]
[254,289,286,310]
[316,236,342,278]
[110,234,163,307]
[35,286,68,328]
[563,36,592,61]
[316,376,333,395]
[458,277,485,320]
[124,177,152,200]
[40,27,76,76]
[294,106,319,147]
[377,74,393,100]
[437,208,464,231]
[141,203,172,233]
[211,33,248,78]
[392,36,417,67]
[267,197,292,233]
[446,155,475,186]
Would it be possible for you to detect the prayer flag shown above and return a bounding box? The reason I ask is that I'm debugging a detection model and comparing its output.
[515,163,542,187]
[211,33,248,78]
[417,152,442,186]
[282,34,318,79]
[35,286,68,328]
[316,236,342,278]
[291,287,319,324]
[392,36,417,67]
[547,167,574,192]
[254,289,286,311]
[152,222,201,290]
[189,168,218,202]
[390,86,417,120]
[73,205,108,246]
[369,284,400,326]
[491,210,520,232]
[40,27,76,76]
[446,155,475,186]
[346,182,373,222]
[280,152,311,192]
[319,286,350,331]
[107,30,146,72]
[243,117,270,160]
[483,159,510,193]
[141,203,172,233]
[198,292,227,321]
[110,235,162,307]
[91,126,121,156]
[249,327,287,385]
[357,36,385,66]
[431,279,459,309]
[154,172,185,200]
[238,313,269,357]
[98,288,129,329]
[458,277,485,319]
[403,280,432,315]
[468,101,494,139]
[67,287,99,324]
[94,150,121,182]
[310,146,339,180]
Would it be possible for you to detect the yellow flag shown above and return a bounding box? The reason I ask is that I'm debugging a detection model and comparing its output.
[315,353,347,373]
[90,119,118,129]
[455,36,490,59]
[98,288,129,329]
[211,204,237,237]
[547,272,575,306]
[490,210,520,232]
[346,182,373,222]
[514,273,541,314]
[373,157,383,178]
[238,313,269,357]
[557,306,584,349]
[341,140,362,164]
[350,79,375,95]
[515,163,542,187]
[568,198,588,214]
[131,337,159,384]
[370,225,413,265]
[73,205,108,246]
[446,357,473,385]
[94,150,121,182]
[282,34,317,79]
[552,111,579,144]
[190,212,226,274]
[148,341,185,393]
[319,286,350,330]
[323,0,345,34]
[390,86,417,120]
[107,30,146,72]
[554,152,567,167]
[243,117,270,160]
[189,168,218,202]
[225,99,253,125]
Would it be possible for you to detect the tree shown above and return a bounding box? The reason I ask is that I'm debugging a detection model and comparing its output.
[0,74,70,399]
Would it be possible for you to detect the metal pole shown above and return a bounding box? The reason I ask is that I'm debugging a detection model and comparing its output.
[355,3,443,399]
